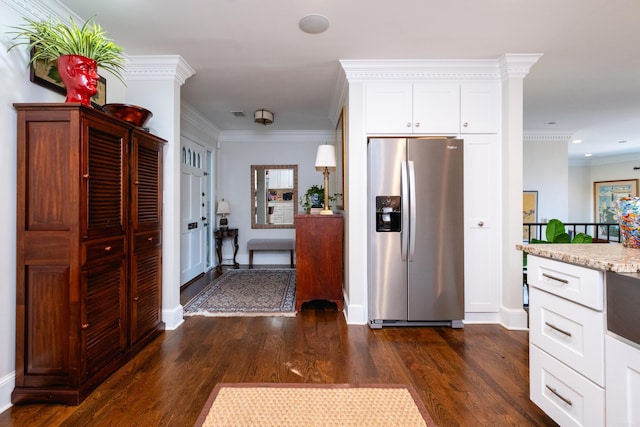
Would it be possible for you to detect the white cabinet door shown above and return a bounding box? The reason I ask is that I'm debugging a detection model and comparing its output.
[365,83,413,133]
[460,82,500,133]
[283,169,294,188]
[606,335,640,427]
[463,134,500,314]
[412,83,460,133]
[268,169,282,189]
[366,82,498,135]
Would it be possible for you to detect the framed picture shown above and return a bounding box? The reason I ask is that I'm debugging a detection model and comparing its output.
[334,106,345,209]
[594,179,639,223]
[29,55,107,108]
[523,191,538,241]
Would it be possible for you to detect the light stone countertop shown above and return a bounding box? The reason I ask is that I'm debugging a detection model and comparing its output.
[517,243,640,273]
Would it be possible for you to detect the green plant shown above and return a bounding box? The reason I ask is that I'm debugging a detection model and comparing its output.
[299,185,341,211]
[524,218,592,269]
[7,15,126,83]
[530,218,593,244]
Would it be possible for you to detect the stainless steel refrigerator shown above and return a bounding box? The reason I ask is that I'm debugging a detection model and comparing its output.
[368,137,464,329]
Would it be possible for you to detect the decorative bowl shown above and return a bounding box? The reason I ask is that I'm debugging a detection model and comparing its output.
[616,197,640,248]
[101,103,153,127]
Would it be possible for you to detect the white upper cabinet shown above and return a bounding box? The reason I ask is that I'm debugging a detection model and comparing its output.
[460,83,500,133]
[365,82,499,134]
[365,83,414,133]
[267,169,293,189]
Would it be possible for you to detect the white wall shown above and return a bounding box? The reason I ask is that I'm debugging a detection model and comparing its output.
[0,0,96,411]
[523,138,569,222]
[568,164,591,222]
[0,0,130,412]
[567,156,640,222]
[524,136,640,224]
[0,0,194,411]
[216,131,333,265]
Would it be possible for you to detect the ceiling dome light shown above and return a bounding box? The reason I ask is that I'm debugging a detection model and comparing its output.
[299,14,330,34]
[254,109,274,126]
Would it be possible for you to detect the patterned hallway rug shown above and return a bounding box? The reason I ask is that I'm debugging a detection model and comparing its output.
[194,383,437,426]
[183,269,296,317]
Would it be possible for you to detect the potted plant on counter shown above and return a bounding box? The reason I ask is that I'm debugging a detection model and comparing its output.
[7,15,126,106]
[300,184,324,214]
[299,184,342,214]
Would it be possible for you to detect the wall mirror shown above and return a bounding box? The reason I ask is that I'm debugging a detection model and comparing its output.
[251,165,298,229]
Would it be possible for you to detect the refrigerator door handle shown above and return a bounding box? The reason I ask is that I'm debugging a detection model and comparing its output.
[401,160,409,261]
[408,160,416,261]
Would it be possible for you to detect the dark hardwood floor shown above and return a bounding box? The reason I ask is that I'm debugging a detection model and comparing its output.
[1,266,557,426]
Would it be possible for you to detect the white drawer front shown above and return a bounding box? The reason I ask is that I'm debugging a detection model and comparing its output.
[528,255,604,310]
[530,287,605,386]
[530,345,604,427]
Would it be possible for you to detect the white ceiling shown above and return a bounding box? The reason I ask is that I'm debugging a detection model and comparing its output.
[56,0,640,161]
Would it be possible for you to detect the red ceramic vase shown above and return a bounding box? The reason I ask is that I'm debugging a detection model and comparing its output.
[57,54,99,107]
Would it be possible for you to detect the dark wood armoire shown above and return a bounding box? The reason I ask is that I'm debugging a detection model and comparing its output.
[294,214,344,311]
[12,103,165,405]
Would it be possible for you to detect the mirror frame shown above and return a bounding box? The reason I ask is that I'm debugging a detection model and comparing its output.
[251,164,298,229]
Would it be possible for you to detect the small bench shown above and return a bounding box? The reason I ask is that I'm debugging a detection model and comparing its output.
[247,239,295,268]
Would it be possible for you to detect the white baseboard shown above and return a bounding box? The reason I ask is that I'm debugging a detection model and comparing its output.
[463,312,501,324]
[162,304,185,330]
[343,297,366,325]
[499,306,529,330]
[0,371,15,415]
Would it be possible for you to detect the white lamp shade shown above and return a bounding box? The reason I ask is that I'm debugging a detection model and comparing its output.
[315,145,337,171]
[217,200,230,215]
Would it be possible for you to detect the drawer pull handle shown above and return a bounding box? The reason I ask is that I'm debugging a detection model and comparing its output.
[147,237,154,241]
[545,321,572,337]
[81,323,89,330]
[542,273,569,284]
[104,245,112,252]
[545,385,572,406]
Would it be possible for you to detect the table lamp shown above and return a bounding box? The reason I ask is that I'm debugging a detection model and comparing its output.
[314,144,337,215]
[217,199,230,230]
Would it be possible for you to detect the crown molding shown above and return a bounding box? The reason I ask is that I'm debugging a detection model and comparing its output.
[339,59,504,82]
[524,132,573,143]
[3,0,72,22]
[126,55,195,86]
[329,63,348,125]
[218,130,334,144]
[499,54,543,79]
[181,102,220,145]
[569,151,640,167]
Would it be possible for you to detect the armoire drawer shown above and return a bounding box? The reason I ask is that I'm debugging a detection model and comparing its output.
[530,345,604,427]
[527,255,603,310]
[529,287,605,386]
[82,236,126,266]
[133,230,161,253]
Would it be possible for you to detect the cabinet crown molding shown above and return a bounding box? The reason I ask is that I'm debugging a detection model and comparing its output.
[499,54,544,79]
[340,59,503,82]
[126,55,195,85]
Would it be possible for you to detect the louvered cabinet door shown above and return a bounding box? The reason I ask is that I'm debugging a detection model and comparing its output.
[81,257,128,382]
[130,130,164,232]
[81,116,129,240]
[129,130,165,349]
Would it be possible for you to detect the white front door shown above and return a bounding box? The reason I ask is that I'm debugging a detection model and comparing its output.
[180,138,206,285]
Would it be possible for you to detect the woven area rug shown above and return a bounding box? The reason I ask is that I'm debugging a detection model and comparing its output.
[183,269,296,317]
[194,383,436,427]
